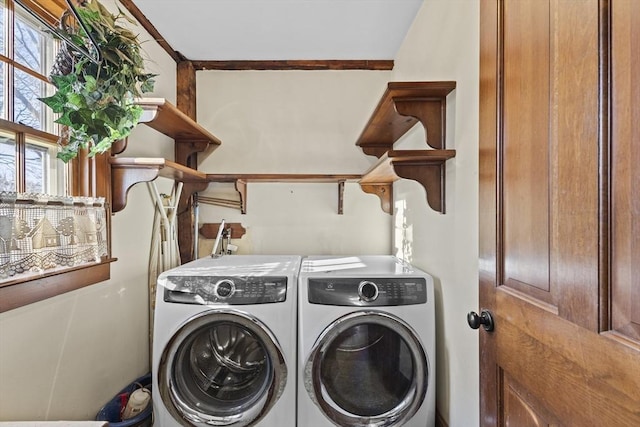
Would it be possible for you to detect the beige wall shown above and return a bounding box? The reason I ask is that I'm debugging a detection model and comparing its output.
[392,1,480,426]
[195,70,392,256]
[0,0,176,420]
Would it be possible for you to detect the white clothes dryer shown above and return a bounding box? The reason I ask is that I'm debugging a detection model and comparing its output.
[298,256,435,427]
[153,255,301,427]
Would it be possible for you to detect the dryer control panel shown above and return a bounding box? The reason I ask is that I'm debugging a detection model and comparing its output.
[308,277,427,306]
[164,276,287,305]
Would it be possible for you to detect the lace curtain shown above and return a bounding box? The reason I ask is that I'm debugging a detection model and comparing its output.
[0,192,108,281]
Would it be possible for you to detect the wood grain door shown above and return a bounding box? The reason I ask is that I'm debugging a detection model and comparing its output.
[478,0,640,425]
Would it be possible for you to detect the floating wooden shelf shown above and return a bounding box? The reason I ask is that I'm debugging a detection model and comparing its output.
[110,98,221,214]
[356,81,456,157]
[135,98,222,145]
[205,174,361,214]
[110,157,207,213]
[206,174,361,183]
[356,81,457,214]
[359,150,456,214]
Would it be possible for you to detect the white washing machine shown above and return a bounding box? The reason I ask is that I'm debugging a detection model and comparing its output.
[153,255,301,427]
[298,255,435,427]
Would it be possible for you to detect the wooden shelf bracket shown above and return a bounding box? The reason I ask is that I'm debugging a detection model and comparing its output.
[360,183,393,214]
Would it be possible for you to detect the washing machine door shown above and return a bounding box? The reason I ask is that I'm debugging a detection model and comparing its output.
[305,311,428,427]
[158,310,287,427]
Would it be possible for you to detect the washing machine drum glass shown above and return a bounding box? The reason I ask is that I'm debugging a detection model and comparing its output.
[160,311,287,426]
[306,311,428,426]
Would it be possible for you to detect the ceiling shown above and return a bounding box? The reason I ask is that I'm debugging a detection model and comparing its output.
[129,0,424,62]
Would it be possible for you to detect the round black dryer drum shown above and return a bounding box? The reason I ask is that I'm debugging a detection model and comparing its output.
[305,311,428,426]
[159,310,287,427]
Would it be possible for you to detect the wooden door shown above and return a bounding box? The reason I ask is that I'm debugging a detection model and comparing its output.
[478,0,640,425]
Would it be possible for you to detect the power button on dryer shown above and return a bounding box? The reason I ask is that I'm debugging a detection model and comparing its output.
[358,281,379,302]
[215,279,235,299]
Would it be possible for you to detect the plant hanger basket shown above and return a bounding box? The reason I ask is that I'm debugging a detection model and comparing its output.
[50,8,91,77]
[35,0,155,162]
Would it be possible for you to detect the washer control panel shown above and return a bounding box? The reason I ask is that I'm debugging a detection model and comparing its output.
[164,276,287,305]
[308,277,427,306]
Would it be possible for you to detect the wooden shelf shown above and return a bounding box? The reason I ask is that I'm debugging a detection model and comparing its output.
[110,157,208,213]
[359,150,456,214]
[205,174,361,214]
[356,81,456,157]
[110,98,221,214]
[135,98,222,145]
[206,174,361,183]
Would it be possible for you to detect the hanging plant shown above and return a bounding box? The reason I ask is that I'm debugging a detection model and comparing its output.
[39,0,155,162]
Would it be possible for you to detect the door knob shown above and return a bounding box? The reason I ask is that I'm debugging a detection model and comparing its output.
[467,309,494,332]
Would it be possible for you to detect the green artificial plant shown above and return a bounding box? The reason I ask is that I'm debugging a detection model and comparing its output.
[39,0,155,162]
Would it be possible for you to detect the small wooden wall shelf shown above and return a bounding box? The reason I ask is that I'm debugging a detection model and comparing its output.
[360,150,456,214]
[110,158,207,213]
[356,81,456,157]
[356,81,457,214]
[110,98,222,213]
[135,98,222,145]
[205,174,361,214]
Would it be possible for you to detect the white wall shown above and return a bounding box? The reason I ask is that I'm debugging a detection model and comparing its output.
[196,71,392,256]
[0,0,176,420]
[391,1,480,426]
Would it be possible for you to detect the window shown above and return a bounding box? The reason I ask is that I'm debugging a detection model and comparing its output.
[2,0,58,130]
[0,0,62,194]
[0,0,113,313]
[0,124,66,193]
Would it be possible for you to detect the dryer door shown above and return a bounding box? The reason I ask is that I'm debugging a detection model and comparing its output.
[305,311,428,427]
[158,310,287,427]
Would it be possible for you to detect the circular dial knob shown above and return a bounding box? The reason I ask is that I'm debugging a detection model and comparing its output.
[215,279,235,299]
[358,281,379,302]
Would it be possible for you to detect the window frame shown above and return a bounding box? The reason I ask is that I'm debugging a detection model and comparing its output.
[0,0,113,313]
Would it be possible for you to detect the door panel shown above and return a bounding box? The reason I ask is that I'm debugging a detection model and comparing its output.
[479,0,640,425]
[502,0,600,323]
[547,0,599,327]
[503,0,551,297]
[502,372,560,427]
[611,0,640,343]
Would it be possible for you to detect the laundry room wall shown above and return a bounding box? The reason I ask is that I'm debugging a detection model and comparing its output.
[195,71,392,256]
[391,1,480,426]
[0,0,177,420]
